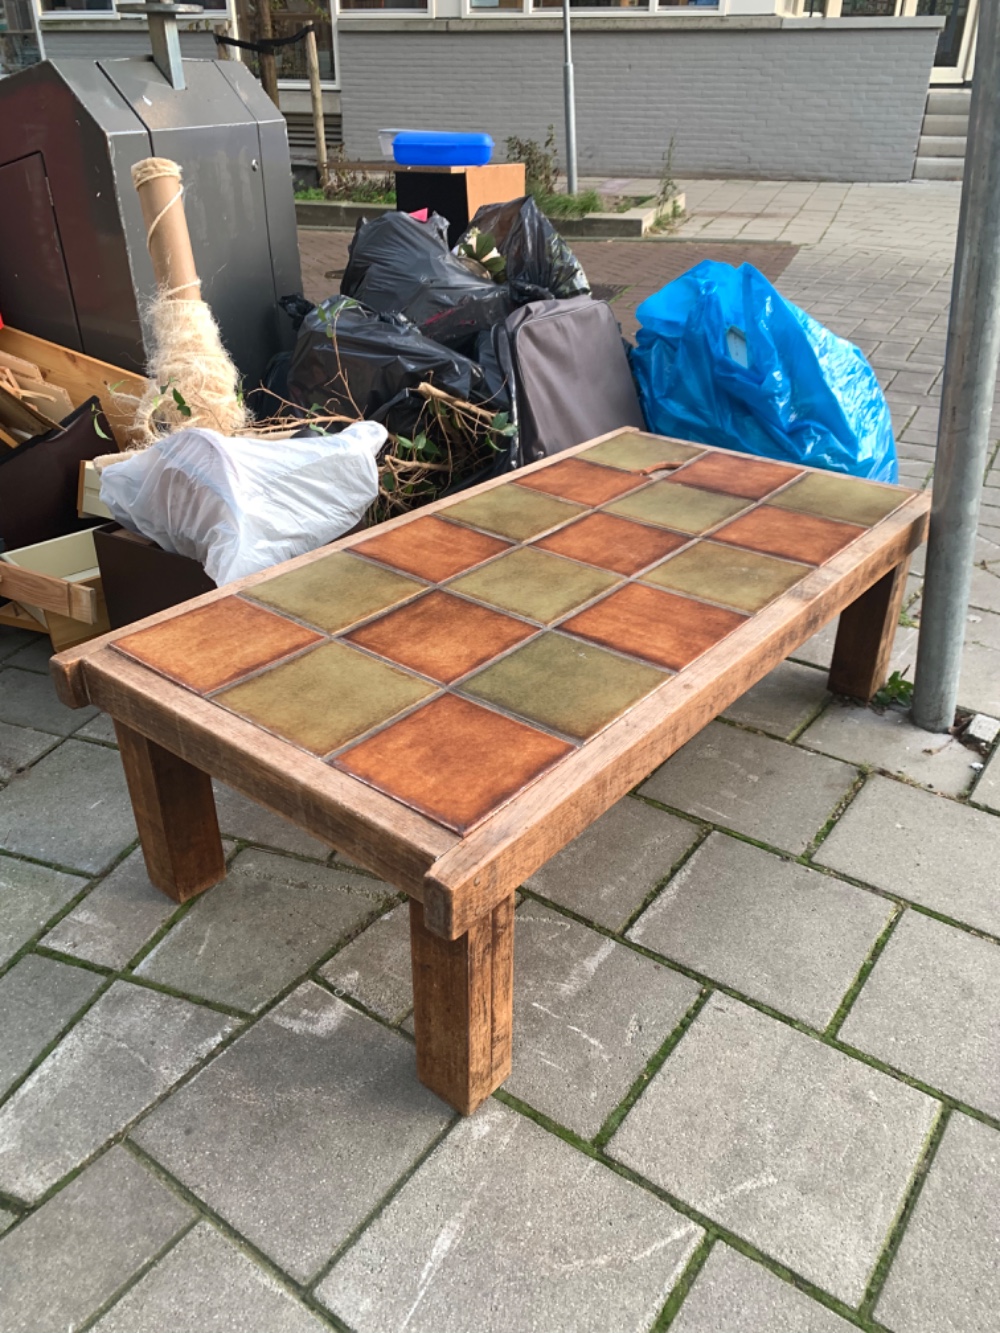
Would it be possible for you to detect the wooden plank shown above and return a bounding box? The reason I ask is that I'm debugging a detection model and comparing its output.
[0,563,98,622]
[73,650,456,898]
[464,163,527,223]
[0,327,145,450]
[0,383,59,436]
[421,494,930,939]
[115,722,227,903]
[828,557,912,701]
[0,602,45,632]
[409,893,514,1114]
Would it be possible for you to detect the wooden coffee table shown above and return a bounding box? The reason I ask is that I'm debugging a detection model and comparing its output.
[52,429,930,1114]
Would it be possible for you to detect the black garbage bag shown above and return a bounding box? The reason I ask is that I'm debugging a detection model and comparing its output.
[459,196,590,301]
[286,296,487,419]
[340,211,511,354]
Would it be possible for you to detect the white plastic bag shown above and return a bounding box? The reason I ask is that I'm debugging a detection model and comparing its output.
[99,423,385,586]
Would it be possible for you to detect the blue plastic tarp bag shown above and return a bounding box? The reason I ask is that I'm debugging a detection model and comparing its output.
[629,260,898,483]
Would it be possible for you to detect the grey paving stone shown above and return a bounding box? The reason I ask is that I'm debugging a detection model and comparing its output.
[0,628,37,664]
[0,741,136,875]
[42,846,184,971]
[0,954,103,1096]
[722,660,831,739]
[0,980,236,1203]
[960,609,1000,716]
[840,911,1000,1115]
[0,1207,14,1234]
[639,722,857,855]
[628,834,893,1028]
[875,1113,1000,1333]
[320,903,412,1023]
[973,745,1000,812]
[91,1222,327,1333]
[671,1244,855,1333]
[506,903,699,1137]
[0,1146,193,1333]
[0,856,88,967]
[135,850,392,1011]
[212,781,334,859]
[800,699,979,796]
[524,796,702,932]
[0,667,97,736]
[609,995,938,1304]
[816,775,1000,936]
[319,1099,702,1333]
[75,712,119,744]
[0,721,55,783]
[132,984,451,1282]
[0,636,54,674]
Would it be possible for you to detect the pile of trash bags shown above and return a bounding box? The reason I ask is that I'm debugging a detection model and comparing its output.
[284,195,590,431]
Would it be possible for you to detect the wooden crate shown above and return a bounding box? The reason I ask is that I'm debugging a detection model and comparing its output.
[0,327,144,451]
[0,530,110,651]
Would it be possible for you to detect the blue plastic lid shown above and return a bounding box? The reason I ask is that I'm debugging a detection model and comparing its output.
[393,131,494,168]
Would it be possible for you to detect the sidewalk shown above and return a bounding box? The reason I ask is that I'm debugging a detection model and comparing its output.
[2,179,999,1333]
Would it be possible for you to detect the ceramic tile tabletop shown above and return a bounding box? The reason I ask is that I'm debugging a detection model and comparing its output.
[108,433,918,838]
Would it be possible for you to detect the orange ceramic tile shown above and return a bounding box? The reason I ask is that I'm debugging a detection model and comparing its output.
[514,458,646,506]
[344,590,536,684]
[351,514,510,583]
[533,512,690,576]
[714,506,866,566]
[335,694,573,833]
[562,582,746,672]
[673,451,803,501]
[113,596,322,694]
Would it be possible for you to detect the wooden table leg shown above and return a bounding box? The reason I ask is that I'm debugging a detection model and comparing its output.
[114,721,226,904]
[409,894,514,1115]
[828,558,912,702]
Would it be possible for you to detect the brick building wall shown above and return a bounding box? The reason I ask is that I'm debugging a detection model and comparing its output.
[338,20,940,182]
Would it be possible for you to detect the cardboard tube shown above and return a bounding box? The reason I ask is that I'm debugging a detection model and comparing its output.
[131,158,200,299]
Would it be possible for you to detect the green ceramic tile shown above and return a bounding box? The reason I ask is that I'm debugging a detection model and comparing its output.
[767,472,907,527]
[579,433,704,472]
[444,486,586,541]
[461,632,666,742]
[449,547,619,625]
[642,541,812,613]
[607,481,752,534]
[215,641,435,755]
[246,552,424,634]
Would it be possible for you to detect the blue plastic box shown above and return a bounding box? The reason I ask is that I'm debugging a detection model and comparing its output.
[393,131,494,168]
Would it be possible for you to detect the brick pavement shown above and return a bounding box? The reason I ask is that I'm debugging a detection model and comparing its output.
[2,180,999,1333]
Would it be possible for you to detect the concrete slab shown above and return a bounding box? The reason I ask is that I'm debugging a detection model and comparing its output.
[524,795,701,932]
[0,721,55,783]
[91,1222,328,1333]
[972,746,1000,812]
[0,667,96,736]
[0,741,136,875]
[840,911,1000,1116]
[722,661,831,740]
[0,1146,193,1333]
[875,1113,1000,1333]
[816,775,1000,936]
[131,985,451,1283]
[0,980,236,1203]
[609,995,938,1304]
[799,700,979,796]
[42,846,186,971]
[639,722,857,855]
[319,903,412,1023]
[135,851,392,1012]
[0,856,88,967]
[628,834,893,1028]
[506,903,699,1137]
[960,610,1000,716]
[318,1100,702,1333]
[212,781,334,859]
[671,1243,855,1333]
[0,954,103,1096]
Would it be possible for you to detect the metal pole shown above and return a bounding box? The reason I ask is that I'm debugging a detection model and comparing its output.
[562,0,578,197]
[912,0,1000,732]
